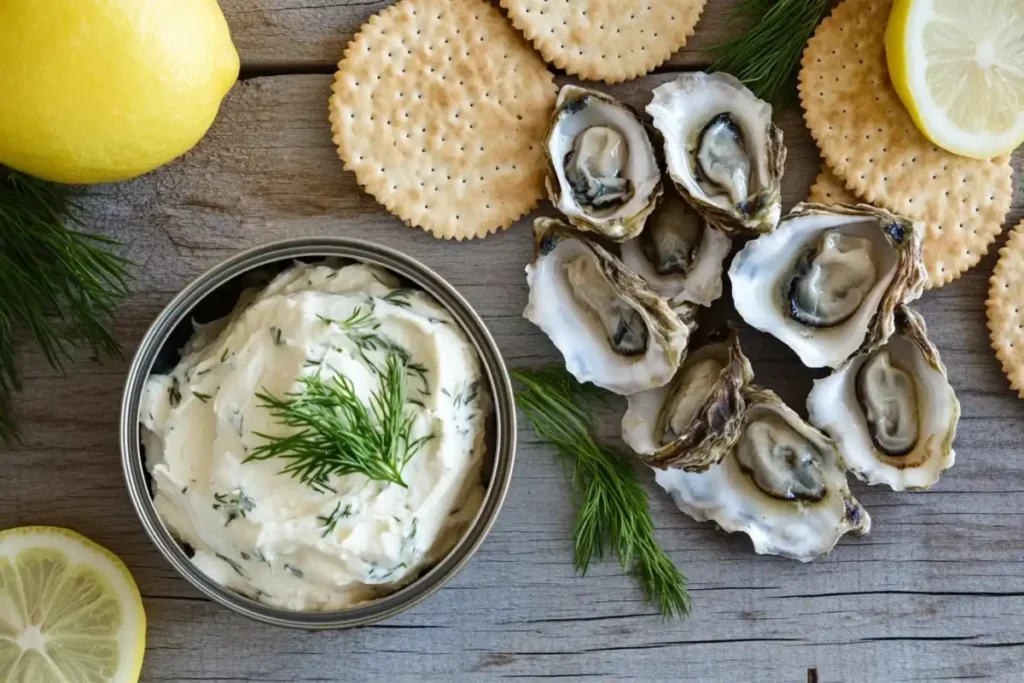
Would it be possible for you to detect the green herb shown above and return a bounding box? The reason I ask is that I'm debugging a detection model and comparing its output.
[381,289,413,308]
[367,562,407,581]
[249,353,434,491]
[284,563,304,578]
[511,367,690,618]
[213,489,254,526]
[0,170,132,442]
[193,391,212,403]
[401,518,418,553]
[168,378,182,406]
[318,306,375,331]
[317,501,353,537]
[708,0,829,106]
[270,326,284,346]
[452,380,480,408]
[215,552,248,577]
[220,347,231,363]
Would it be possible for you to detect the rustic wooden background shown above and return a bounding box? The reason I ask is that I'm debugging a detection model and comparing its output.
[2,1,1023,681]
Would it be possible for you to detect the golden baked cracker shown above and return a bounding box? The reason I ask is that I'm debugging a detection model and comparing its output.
[329,0,557,240]
[987,220,1024,397]
[798,0,1012,285]
[809,166,980,290]
[808,167,858,206]
[499,0,707,84]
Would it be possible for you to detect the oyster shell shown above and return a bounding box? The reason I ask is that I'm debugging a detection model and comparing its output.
[807,305,960,491]
[647,72,785,236]
[729,203,926,369]
[654,387,871,562]
[620,186,732,307]
[545,85,662,241]
[524,217,694,395]
[622,329,753,470]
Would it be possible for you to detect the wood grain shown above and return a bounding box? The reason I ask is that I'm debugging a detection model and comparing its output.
[221,0,739,72]
[2,2,1024,681]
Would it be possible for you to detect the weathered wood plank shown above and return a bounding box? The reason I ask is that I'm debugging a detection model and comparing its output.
[2,70,1024,682]
[222,0,740,72]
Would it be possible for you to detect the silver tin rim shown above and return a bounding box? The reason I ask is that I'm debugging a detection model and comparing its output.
[120,237,516,629]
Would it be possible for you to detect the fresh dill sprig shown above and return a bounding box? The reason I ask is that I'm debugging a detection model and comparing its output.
[249,353,434,491]
[317,306,375,331]
[317,501,353,537]
[381,289,413,308]
[708,0,829,107]
[511,367,690,618]
[0,169,132,441]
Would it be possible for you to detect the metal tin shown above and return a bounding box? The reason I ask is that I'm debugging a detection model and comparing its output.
[120,237,516,629]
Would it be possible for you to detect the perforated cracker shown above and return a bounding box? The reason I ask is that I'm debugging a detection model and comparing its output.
[809,166,977,290]
[798,0,1012,285]
[499,0,707,84]
[987,220,1024,397]
[808,167,859,206]
[329,0,557,240]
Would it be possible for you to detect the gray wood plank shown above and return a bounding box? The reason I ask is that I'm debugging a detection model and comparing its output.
[2,69,1024,683]
[222,0,739,72]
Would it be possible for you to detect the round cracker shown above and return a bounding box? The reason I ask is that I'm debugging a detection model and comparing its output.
[809,166,970,290]
[329,0,557,240]
[500,0,707,84]
[987,220,1024,397]
[798,0,1012,285]
[808,167,859,206]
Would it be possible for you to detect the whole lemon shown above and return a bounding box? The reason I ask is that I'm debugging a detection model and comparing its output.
[0,0,240,184]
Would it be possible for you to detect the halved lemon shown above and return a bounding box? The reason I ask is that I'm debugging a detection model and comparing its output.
[0,527,146,683]
[886,0,1024,159]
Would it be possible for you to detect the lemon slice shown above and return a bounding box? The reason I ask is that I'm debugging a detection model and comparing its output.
[886,0,1024,159]
[0,527,146,683]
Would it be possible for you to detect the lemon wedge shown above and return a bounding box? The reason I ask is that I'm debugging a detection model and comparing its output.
[886,0,1024,159]
[0,527,146,683]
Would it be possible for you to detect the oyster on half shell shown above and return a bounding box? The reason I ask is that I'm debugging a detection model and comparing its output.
[647,72,785,236]
[524,217,695,395]
[620,186,732,307]
[622,329,753,471]
[655,387,870,562]
[729,203,927,369]
[545,86,662,241]
[807,305,960,491]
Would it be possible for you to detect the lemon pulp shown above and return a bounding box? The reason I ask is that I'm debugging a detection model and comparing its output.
[886,0,1024,159]
[0,527,146,683]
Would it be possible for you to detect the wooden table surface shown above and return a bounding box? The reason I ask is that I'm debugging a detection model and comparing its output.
[3,2,1023,681]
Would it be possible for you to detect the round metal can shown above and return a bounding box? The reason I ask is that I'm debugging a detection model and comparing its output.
[120,237,516,629]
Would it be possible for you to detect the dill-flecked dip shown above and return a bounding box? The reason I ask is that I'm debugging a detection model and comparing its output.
[139,263,490,611]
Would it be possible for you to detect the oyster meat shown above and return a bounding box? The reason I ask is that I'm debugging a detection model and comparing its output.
[524,217,694,395]
[546,85,662,241]
[647,72,785,235]
[620,186,732,307]
[807,305,960,490]
[655,387,870,562]
[622,329,753,471]
[729,203,927,368]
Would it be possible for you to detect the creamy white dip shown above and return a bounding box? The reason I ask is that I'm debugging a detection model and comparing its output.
[140,262,489,611]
